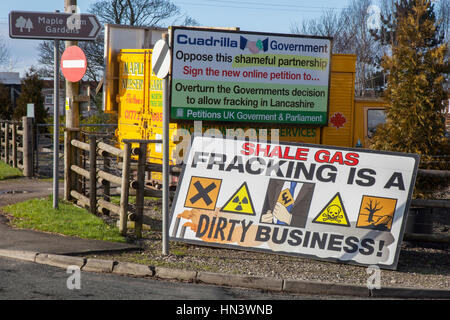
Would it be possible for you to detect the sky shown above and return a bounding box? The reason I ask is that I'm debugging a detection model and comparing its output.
[0,0,354,76]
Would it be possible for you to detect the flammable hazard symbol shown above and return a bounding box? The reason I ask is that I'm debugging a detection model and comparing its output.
[312,192,350,227]
[220,182,256,215]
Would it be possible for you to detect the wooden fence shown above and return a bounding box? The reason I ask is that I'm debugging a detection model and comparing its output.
[66,131,180,238]
[406,168,449,243]
[65,134,448,242]
[0,118,447,243]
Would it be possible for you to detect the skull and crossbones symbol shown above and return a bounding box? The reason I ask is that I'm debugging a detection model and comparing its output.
[323,204,343,223]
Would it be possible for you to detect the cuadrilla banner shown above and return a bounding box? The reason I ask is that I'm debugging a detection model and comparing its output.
[170,27,331,126]
[169,136,419,269]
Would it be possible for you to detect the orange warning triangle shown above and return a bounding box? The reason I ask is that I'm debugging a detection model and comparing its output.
[220,182,255,215]
[312,192,350,227]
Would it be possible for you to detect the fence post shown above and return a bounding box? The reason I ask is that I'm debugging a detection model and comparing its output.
[89,135,97,214]
[64,128,80,201]
[102,145,111,215]
[22,117,34,177]
[12,123,17,168]
[119,142,131,236]
[0,122,3,161]
[134,142,148,239]
[33,119,37,173]
[4,122,9,165]
[64,129,72,201]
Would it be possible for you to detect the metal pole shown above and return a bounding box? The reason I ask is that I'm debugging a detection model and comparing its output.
[53,38,60,209]
[162,33,170,255]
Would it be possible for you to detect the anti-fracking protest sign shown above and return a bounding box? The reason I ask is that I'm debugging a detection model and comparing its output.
[169,136,419,269]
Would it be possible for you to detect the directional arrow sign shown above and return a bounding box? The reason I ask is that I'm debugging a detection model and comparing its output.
[9,11,101,41]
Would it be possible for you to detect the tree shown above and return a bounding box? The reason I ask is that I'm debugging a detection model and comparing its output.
[13,68,48,124]
[369,0,448,196]
[291,0,381,97]
[25,18,33,32]
[15,16,27,32]
[364,199,383,223]
[37,40,66,79]
[90,0,184,26]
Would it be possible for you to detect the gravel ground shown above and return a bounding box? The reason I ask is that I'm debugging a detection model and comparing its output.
[93,199,449,291]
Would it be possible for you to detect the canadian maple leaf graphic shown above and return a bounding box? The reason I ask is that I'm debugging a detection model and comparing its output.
[330,112,347,129]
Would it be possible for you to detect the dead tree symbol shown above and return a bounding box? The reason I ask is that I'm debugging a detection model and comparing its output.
[365,199,383,223]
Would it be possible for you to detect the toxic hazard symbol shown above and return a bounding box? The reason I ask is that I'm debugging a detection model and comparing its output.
[356,195,397,232]
[220,182,255,215]
[312,192,350,227]
[184,176,222,211]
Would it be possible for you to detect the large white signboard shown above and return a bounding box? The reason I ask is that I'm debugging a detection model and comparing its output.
[170,27,332,125]
[169,136,419,269]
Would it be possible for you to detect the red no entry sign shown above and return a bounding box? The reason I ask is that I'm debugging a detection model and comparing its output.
[61,45,87,82]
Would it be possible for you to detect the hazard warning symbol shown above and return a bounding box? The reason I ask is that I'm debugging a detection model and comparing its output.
[184,176,222,211]
[220,182,255,215]
[312,192,350,227]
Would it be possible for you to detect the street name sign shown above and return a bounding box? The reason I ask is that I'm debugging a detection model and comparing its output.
[9,11,101,41]
[169,136,419,269]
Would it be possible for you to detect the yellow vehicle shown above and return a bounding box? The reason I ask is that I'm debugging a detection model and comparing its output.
[114,49,387,182]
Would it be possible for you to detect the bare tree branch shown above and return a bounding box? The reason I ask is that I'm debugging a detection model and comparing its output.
[291,0,383,97]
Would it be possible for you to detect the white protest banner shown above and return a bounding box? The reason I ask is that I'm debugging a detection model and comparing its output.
[169,136,419,269]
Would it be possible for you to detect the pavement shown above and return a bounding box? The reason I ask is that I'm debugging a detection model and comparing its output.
[0,177,448,299]
[0,178,138,255]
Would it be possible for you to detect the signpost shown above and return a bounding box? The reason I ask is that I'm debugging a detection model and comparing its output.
[170,27,332,125]
[152,36,171,255]
[9,9,100,209]
[61,45,87,82]
[169,136,419,269]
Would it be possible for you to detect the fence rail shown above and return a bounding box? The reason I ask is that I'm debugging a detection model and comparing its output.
[66,132,163,239]
[35,123,117,177]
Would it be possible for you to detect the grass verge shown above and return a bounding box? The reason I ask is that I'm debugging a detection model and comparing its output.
[0,161,23,180]
[2,196,125,243]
